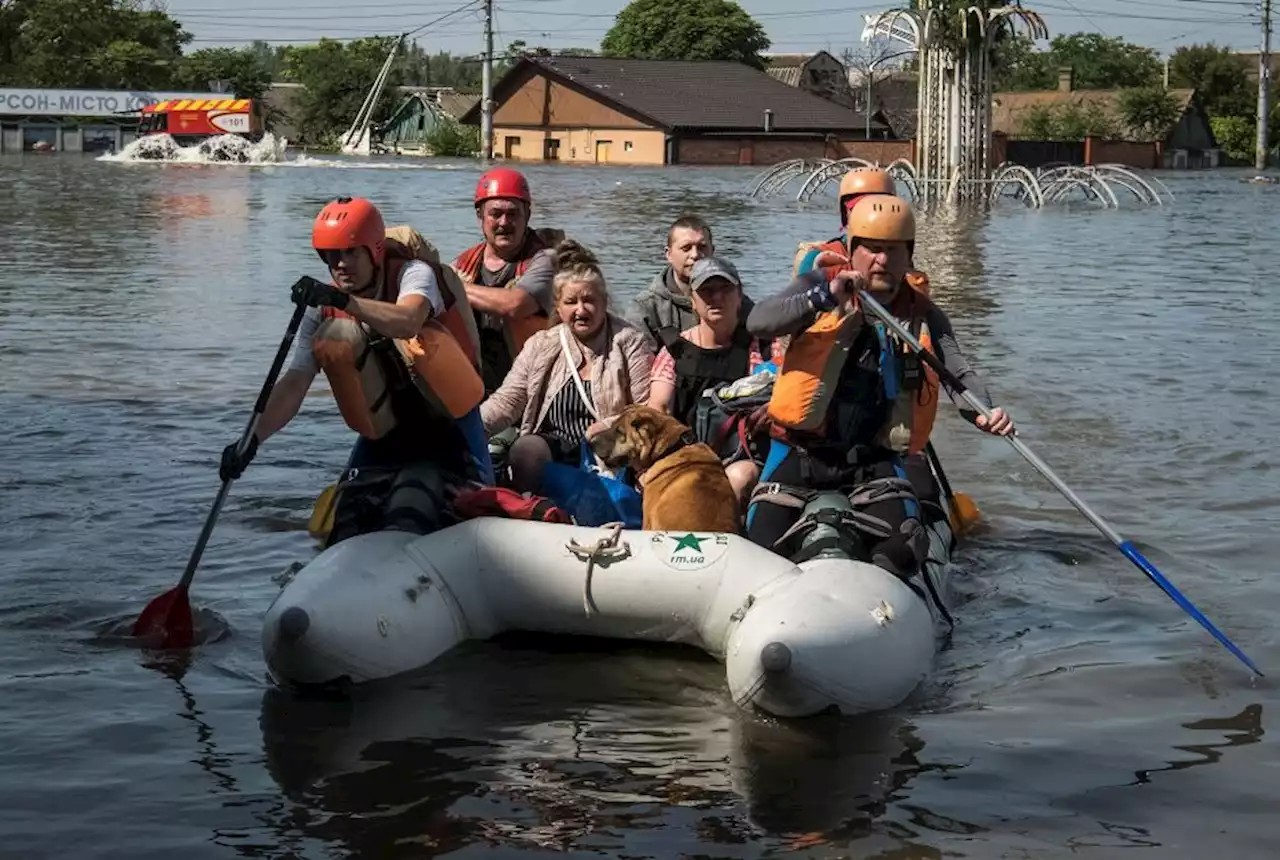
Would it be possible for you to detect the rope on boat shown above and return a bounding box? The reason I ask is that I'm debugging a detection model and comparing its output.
[566,522,629,617]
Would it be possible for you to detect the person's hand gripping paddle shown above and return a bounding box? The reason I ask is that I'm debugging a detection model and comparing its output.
[131,286,309,649]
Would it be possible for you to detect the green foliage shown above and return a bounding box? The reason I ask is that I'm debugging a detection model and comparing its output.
[1168,43,1252,118]
[424,116,480,157]
[601,0,770,69]
[1210,108,1280,163]
[993,35,1054,91]
[1016,100,1122,140]
[282,37,404,145]
[1211,115,1255,162]
[996,32,1160,92]
[2,0,189,88]
[175,47,272,100]
[1117,86,1180,141]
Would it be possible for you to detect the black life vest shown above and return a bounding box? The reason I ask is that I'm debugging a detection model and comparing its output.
[662,326,759,429]
[820,324,895,458]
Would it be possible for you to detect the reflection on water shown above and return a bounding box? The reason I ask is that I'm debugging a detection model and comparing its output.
[1,158,1279,858]
[255,637,947,857]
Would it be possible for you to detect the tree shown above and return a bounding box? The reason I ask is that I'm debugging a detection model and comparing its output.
[1211,115,1253,162]
[283,37,405,145]
[1117,86,1180,141]
[2,0,188,88]
[993,35,1053,91]
[995,32,1160,92]
[1017,100,1121,140]
[424,116,480,157]
[175,47,272,100]
[1168,43,1252,118]
[601,0,770,69]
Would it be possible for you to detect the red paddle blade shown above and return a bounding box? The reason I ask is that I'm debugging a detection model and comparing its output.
[131,586,194,649]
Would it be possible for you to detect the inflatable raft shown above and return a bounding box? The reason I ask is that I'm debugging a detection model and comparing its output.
[262,509,954,718]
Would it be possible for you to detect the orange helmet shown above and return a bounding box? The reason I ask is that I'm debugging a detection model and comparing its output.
[313,197,386,265]
[838,168,896,226]
[475,167,532,208]
[846,193,916,250]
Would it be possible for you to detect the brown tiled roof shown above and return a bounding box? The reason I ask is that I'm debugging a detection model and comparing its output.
[462,55,887,134]
[992,87,1196,140]
[436,91,479,120]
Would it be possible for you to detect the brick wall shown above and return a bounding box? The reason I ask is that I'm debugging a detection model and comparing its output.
[677,134,913,166]
[1085,137,1159,170]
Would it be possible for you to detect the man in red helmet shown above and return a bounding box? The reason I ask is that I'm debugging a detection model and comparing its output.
[218,197,492,546]
[453,167,559,393]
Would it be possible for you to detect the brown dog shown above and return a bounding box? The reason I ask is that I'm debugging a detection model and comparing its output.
[590,404,740,533]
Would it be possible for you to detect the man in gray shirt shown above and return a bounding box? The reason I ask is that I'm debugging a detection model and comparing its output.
[628,215,756,352]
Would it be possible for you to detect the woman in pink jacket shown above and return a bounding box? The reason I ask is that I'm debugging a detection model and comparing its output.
[480,241,653,492]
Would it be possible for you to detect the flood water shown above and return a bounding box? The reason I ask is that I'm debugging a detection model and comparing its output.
[1,152,1277,859]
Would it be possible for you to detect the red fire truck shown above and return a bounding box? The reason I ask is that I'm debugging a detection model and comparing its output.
[136,98,266,144]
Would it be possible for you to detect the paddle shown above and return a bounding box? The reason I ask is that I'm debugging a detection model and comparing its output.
[132,294,308,649]
[924,441,981,535]
[858,289,1263,677]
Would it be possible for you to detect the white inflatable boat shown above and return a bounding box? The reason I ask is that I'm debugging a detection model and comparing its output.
[262,512,954,718]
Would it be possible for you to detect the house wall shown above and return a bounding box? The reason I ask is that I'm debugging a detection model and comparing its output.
[799,53,854,108]
[1086,138,1159,169]
[1167,106,1215,152]
[494,126,667,164]
[493,74,650,129]
[677,135,911,166]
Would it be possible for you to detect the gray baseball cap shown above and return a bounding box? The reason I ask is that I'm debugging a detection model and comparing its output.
[689,256,743,291]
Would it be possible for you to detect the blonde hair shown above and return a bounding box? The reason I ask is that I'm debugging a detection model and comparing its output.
[552,239,607,304]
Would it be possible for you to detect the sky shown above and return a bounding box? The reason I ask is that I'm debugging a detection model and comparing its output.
[167,0,1268,58]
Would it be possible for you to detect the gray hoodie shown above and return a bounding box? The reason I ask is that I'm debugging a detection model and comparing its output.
[626,265,755,351]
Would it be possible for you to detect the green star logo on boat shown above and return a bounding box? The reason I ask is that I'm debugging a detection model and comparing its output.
[672,533,705,553]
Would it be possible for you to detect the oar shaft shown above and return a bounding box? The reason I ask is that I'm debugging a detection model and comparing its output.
[858,289,1262,676]
[176,298,308,591]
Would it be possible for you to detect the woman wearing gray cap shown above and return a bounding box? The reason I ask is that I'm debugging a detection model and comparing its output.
[646,255,783,514]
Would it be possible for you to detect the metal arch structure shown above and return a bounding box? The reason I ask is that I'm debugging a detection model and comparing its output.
[989,163,1044,208]
[748,159,833,199]
[862,3,1048,207]
[796,157,880,201]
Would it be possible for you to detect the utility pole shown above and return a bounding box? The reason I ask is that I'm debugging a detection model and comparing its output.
[1258,0,1273,171]
[481,0,494,161]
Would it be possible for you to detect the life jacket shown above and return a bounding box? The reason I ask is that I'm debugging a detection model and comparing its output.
[452,227,563,359]
[311,226,485,441]
[767,268,940,456]
[662,325,772,461]
[451,485,573,524]
[792,237,847,279]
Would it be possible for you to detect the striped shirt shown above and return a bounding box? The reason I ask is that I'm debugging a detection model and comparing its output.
[538,378,595,446]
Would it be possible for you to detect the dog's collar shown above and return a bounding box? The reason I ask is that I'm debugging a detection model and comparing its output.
[657,429,697,462]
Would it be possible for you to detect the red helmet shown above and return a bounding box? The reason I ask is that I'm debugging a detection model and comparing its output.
[312,197,385,265]
[474,167,532,208]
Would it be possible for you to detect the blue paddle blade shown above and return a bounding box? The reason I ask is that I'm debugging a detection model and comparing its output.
[1119,541,1264,677]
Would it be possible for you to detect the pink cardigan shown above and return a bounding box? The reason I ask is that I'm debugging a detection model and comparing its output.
[480,313,654,436]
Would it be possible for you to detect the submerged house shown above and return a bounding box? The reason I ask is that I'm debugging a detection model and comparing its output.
[375,91,449,154]
[459,54,888,165]
[992,69,1219,169]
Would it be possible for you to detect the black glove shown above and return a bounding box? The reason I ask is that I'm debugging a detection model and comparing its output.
[291,276,350,310]
[219,435,260,482]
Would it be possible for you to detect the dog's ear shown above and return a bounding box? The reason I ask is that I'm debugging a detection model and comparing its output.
[628,408,656,465]
[650,410,692,458]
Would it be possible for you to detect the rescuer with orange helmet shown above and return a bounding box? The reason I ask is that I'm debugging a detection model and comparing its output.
[453,167,561,393]
[745,194,1013,578]
[218,196,492,547]
[791,167,899,278]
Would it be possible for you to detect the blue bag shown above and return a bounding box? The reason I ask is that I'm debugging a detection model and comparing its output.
[539,440,644,529]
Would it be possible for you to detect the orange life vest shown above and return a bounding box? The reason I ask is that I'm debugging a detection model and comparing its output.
[452,227,562,359]
[311,229,485,441]
[768,264,940,455]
